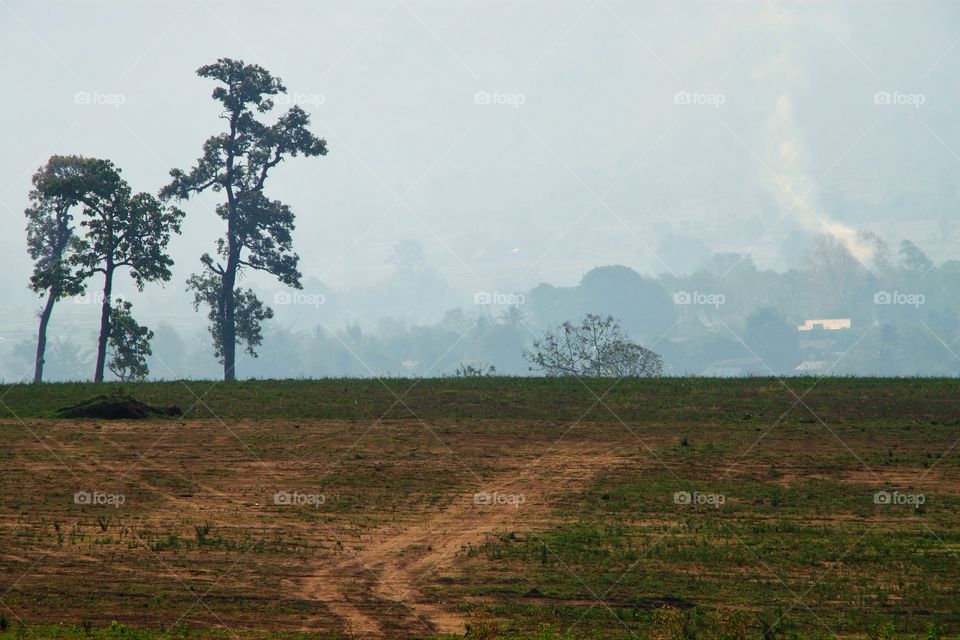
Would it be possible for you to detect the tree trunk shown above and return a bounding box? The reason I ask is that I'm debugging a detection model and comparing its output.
[221,110,240,382]
[221,264,237,382]
[33,292,57,384]
[93,270,114,383]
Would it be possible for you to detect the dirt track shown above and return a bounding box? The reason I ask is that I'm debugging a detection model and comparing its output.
[0,417,643,637]
[296,446,620,638]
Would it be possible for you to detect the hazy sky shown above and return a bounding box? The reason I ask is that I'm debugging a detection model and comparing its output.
[2,0,959,337]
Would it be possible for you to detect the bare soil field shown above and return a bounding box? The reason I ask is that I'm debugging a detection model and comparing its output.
[1,379,959,639]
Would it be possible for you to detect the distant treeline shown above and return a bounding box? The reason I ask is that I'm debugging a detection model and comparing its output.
[9,232,959,380]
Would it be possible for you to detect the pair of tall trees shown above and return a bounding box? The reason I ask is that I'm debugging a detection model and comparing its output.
[26,156,181,383]
[27,58,326,383]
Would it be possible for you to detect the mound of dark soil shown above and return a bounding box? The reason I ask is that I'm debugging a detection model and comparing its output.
[56,394,182,420]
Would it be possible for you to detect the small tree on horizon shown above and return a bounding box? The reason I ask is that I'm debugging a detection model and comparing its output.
[161,58,328,381]
[524,313,663,377]
[107,299,153,382]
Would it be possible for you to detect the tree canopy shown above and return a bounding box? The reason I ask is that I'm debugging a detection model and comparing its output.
[161,57,327,380]
[524,314,663,377]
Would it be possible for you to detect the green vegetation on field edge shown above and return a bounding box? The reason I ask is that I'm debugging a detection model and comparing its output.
[3,376,960,422]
